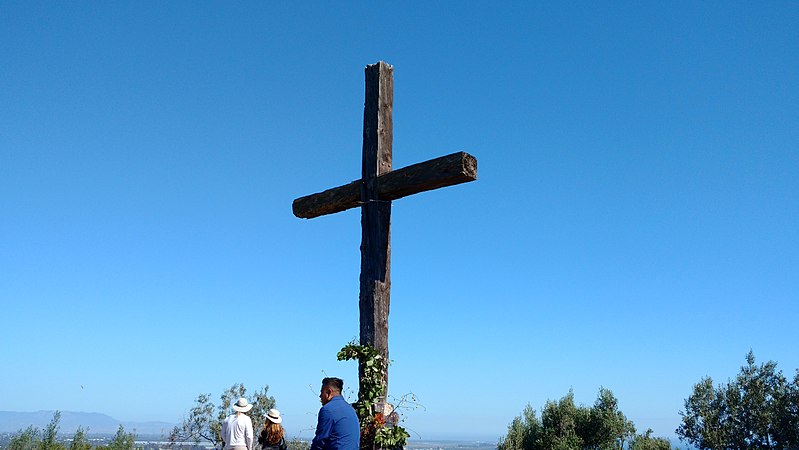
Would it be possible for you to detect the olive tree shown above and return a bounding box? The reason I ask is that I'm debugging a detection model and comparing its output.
[7,411,66,450]
[677,351,799,449]
[169,383,275,450]
[39,411,65,450]
[68,427,92,450]
[498,388,640,450]
[629,429,671,450]
[7,426,40,450]
[106,425,136,450]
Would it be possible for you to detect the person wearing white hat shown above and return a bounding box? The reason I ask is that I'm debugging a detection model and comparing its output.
[221,397,255,450]
[258,409,287,450]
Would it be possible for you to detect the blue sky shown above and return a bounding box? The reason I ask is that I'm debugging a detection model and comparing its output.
[2,1,797,442]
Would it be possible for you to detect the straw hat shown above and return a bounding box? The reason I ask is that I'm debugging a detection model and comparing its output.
[266,408,282,424]
[232,397,253,413]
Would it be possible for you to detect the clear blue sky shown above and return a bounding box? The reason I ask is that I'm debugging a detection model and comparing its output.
[2,1,797,443]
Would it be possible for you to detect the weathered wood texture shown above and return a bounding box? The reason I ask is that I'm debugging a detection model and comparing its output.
[292,151,478,219]
[359,61,393,394]
[291,60,478,404]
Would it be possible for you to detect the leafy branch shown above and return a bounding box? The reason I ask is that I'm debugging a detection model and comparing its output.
[337,342,410,450]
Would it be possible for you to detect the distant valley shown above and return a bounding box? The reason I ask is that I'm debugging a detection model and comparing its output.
[0,411,174,436]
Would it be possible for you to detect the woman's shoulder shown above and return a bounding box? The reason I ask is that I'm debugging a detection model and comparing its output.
[261,441,285,450]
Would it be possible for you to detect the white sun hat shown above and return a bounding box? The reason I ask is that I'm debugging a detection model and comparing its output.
[232,397,253,413]
[266,408,282,424]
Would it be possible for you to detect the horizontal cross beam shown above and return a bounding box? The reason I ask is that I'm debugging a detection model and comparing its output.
[293,151,477,219]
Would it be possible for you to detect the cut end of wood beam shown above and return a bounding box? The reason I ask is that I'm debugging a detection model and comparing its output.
[462,152,478,180]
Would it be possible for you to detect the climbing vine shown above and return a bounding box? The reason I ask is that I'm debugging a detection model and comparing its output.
[337,342,410,450]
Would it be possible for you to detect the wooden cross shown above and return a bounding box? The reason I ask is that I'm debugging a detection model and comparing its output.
[292,61,477,397]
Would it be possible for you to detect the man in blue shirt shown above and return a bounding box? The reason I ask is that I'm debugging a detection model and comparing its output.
[310,377,360,450]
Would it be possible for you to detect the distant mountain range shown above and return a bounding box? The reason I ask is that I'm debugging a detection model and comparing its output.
[0,411,175,436]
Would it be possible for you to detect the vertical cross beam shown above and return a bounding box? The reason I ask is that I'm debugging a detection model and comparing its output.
[359,62,393,397]
[292,61,477,406]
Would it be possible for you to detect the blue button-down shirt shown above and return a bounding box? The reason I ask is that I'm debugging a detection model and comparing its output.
[310,395,360,450]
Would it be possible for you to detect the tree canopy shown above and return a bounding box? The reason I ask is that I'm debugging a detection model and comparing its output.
[677,351,799,449]
[6,412,66,450]
[629,429,671,450]
[96,425,135,450]
[168,383,276,450]
[497,388,662,450]
[4,412,136,450]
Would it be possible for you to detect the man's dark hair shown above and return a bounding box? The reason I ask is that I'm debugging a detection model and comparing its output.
[322,377,344,393]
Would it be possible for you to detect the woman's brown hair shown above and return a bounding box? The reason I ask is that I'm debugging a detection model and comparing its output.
[259,421,285,447]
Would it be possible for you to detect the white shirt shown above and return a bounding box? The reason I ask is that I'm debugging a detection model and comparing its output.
[221,413,254,450]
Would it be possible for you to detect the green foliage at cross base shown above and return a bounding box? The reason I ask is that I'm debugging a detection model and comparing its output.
[337,342,410,450]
